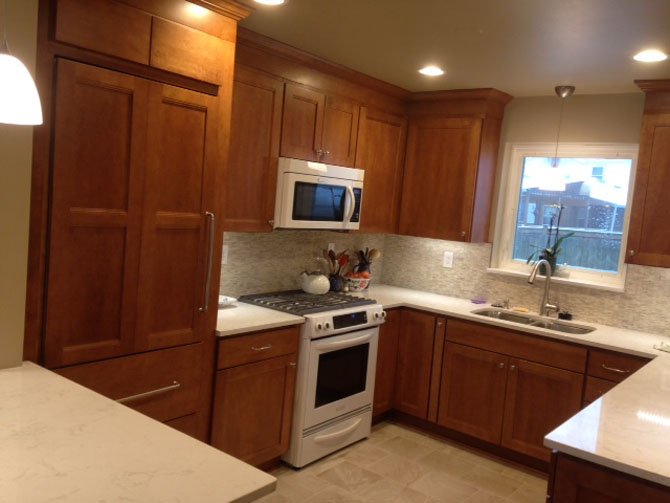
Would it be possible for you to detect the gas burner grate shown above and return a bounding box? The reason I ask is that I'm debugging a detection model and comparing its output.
[239,290,377,315]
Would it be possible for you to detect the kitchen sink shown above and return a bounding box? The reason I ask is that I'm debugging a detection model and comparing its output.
[471,308,596,335]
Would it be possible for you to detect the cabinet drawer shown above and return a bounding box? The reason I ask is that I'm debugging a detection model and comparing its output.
[583,376,617,405]
[447,319,587,372]
[150,17,232,84]
[217,327,300,369]
[587,349,649,383]
[56,343,202,422]
[55,0,151,64]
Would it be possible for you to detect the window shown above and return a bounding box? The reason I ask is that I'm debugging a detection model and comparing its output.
[491,143,638,291]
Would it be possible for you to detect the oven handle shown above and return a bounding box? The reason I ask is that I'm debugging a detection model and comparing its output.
[343,185,355,225]
[313,417,363,444]
[313,332,373,351]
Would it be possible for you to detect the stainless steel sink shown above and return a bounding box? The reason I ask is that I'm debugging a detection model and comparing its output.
[471,308,596,335]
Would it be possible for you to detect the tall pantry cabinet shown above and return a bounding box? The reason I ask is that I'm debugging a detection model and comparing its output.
[25,0,250,440]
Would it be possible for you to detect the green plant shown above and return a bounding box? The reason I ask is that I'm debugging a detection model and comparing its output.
[526,204,575,265]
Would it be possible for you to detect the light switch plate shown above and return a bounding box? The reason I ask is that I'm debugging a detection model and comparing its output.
[222,245,229,265]
[442,251,454,268]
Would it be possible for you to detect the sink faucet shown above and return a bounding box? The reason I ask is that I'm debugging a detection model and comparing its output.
[528,259,559,317]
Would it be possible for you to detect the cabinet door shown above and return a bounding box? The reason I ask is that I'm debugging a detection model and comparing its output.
[501,359,583,461]
[355,107,407,233]
[280,82,324,161]
[135,83,220,352]
[393,310,436,419]
[224,66,283,232]
[321,95,359,166]
[399,117,482,241]
[373,309,400,417]
[211,354,297,466]
[44,59,148,367]
[626,113,670,267]
[437,342,508,443]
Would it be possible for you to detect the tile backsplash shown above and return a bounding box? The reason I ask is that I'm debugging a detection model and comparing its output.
[220,231,670,336]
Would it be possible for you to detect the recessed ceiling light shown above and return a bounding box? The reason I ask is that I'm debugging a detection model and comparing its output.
[254,0,285,5]
[419,65,445,77]
[633,49,668,63]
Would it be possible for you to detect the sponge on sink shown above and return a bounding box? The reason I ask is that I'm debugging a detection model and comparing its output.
[512,307,530,313]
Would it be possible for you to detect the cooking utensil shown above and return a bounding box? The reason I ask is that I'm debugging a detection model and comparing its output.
[368,249,381,261]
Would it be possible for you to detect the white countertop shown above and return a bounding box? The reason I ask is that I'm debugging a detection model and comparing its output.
[0,362,275,502]
[216,302,304,337]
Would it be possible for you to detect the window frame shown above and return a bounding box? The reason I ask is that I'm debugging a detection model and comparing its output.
[489,142,639,292]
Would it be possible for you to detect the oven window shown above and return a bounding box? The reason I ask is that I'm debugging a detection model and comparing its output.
[315,344,369,408]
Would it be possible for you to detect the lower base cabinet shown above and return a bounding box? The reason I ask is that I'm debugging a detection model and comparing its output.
[373,308,400,417]
[210,326,299,467]
[550,452,670,502]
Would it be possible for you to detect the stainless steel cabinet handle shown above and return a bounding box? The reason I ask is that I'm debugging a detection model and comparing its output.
[628,250,635,257]
[251,345,273,351]
[199,212,216,313]
[288,362,297,367]
[460,231,467,238]
[601,364,631,374]
[497,362,505,369]
[510,364,517,372]
[117,381,181,405]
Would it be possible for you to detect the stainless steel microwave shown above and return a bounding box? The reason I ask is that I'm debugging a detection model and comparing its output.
[273,157,364,230]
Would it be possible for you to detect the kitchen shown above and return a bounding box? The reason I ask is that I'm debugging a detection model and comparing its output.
[2,0,670,501]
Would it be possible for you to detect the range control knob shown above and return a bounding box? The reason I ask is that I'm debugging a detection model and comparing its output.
[316,323,323,330]
[325,322,331,329]
[373,312,380,319]
[382,311,387,318]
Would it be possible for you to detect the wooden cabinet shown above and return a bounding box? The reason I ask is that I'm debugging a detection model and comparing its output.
[54,0,239,84]
[355,107,407,233]
[281,82,360,166]
[393,310,445,420]
[44,59,220,367]
[373,308,400,417]
[582,348,649,406]
[399,90,512,242]
[437,343,508,443]
[223,66,284,232]
[441,319,586,461]
[211,327,299,466]
[550,452,670,502]
[626,80,670,267]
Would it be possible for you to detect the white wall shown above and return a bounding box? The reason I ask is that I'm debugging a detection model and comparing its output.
[0,0,39,369]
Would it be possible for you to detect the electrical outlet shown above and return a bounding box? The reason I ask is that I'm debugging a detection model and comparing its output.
[442,251,454,268]
[222,245,229,265]
[327,243,336,252]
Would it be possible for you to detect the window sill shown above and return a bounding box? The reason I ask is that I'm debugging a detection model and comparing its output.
[486,267,626,293]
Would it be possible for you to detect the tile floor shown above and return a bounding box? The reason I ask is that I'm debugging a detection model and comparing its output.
[258,421,548,503]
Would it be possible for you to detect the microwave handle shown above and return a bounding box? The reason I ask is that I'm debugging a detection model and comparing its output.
[344,185,356,225]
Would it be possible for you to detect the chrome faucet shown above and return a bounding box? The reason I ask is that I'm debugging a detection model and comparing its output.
[528,259,559,317]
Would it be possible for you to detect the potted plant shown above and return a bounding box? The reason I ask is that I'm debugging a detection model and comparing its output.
[526,204,574,276]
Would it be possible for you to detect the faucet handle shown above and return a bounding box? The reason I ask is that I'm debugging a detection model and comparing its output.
[545,303,560,316]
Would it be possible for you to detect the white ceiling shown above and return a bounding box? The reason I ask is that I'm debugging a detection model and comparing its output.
[238,0,670,97]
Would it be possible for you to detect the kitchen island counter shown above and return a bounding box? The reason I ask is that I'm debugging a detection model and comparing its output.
[0,362,275,502]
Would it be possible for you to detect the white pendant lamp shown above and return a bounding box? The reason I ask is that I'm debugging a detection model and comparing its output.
[0,2,43,126]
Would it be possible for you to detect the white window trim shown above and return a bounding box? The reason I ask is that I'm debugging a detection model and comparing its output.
[489,142,639,292]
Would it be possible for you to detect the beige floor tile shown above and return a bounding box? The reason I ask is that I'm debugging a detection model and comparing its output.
[255,491,290,503]
[377,435,438,460]
[341,441,393,467]
[355,478,433,503]
[408,471,479,502]
[416,449,478,478]
[367,453,428,487]
[317,460,384,493]
[459,465,522,498]
[274,471,332,502]
[506,485,547,503]
[303,485,367,503]
[463,490,506,502]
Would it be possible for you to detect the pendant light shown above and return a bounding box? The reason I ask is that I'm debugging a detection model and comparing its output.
[551,85,575,167]
[0,0,43,125]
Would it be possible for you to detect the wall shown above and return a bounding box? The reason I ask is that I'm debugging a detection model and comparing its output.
[0,0,39,369]
[219,231,385,297]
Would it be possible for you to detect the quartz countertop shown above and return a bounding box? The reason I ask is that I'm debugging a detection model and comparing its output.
[0,362,275,502]
[216,302,304,338]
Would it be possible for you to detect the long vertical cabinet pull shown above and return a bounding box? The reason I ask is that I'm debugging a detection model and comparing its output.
[199,212,216,313]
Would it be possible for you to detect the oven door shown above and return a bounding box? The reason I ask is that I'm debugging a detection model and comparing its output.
[303,328,378,429]
[275,172,363,230]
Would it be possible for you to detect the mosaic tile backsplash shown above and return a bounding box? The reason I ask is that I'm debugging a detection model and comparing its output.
[220,231,670,336]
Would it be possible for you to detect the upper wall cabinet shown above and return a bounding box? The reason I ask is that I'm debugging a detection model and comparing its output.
[399,90,512,243]
[224,65,284,232]
[54,0,238,85]
[626,80,670,267]
[356,107,408,234]
[281,82,360,166]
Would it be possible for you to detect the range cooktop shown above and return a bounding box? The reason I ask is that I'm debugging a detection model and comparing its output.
[238,290,377,315]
